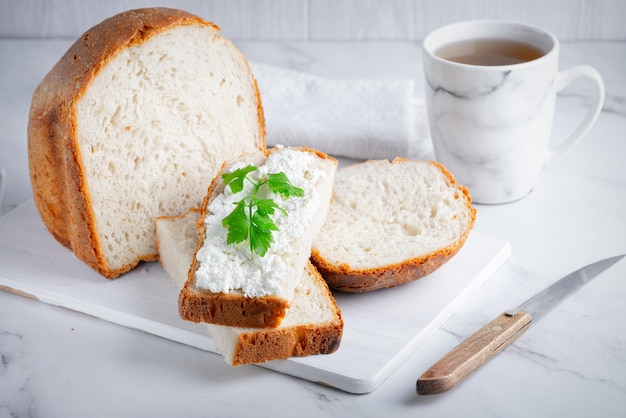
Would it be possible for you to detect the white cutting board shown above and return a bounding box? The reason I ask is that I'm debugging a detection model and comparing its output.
[0,200,511,394]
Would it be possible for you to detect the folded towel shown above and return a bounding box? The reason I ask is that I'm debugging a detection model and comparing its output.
[249,62,433,161]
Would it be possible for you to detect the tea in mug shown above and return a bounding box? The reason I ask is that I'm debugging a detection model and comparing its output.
[436,38,544,66]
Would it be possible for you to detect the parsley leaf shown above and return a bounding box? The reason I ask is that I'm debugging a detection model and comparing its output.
[220,164,304,256]
[255,198,282,216]
[222,201,249,245]
[222,165,258,194]
[249,210,278,256]
[268,172,305,197]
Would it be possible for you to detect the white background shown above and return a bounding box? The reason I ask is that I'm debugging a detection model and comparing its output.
[1,0,625,41]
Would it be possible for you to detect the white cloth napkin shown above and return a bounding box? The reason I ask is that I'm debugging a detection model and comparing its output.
[249,62,433,161]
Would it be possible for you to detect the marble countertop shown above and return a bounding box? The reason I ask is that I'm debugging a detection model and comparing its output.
[1,39,625,418]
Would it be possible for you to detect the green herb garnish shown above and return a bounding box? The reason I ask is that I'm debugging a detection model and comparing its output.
[221,165,304,257]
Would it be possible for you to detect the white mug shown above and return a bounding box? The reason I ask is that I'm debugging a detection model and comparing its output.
[422,20,605,204]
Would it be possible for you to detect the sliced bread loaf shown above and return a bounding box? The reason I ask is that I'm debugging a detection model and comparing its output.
[178,147,337,328]
[311,158,476,292]
[155,210,343,365]
[28,8,265,278]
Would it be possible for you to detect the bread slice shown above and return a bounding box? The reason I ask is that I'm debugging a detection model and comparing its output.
[311,158,476,292]
[156,210,343,365]
[27,8,265,279]
[179,147,337,328]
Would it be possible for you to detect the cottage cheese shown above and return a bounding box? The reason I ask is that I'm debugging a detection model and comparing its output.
[194,149,325,297]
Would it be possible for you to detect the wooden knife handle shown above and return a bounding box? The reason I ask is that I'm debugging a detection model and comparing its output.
[416,310,532,395]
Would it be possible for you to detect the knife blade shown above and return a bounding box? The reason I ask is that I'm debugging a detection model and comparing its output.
[416,254,625,395]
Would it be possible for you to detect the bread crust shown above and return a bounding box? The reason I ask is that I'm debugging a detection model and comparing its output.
[311,159,476,292]
[179,147,337,328]
[28,8,266,279]
[179,289,290,328]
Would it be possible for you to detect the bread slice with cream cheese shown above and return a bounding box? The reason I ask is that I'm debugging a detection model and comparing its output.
[311,158,476,292]
[156,208,343,365]
[178,147,337,328]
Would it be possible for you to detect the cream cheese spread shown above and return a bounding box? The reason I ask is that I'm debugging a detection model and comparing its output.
[194,149,325,297]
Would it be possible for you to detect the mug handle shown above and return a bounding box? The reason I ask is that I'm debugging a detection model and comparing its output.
[546,65,605,166]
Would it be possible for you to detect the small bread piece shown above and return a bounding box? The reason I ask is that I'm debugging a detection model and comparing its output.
[156,210,343,365]
[155,209,203,287]
[311,158,476,292]
[179,147,337,328]
[28,8,265,278]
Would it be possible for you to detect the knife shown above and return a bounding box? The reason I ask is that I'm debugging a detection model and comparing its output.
[416,254,625,395]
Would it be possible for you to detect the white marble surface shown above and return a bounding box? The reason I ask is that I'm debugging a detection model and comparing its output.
[1,39,626,417]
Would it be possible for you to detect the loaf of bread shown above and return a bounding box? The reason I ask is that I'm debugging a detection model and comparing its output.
[28,8,265,278]
[311,158,476,292]
[156,210,343,365]
[178,147,337,328]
